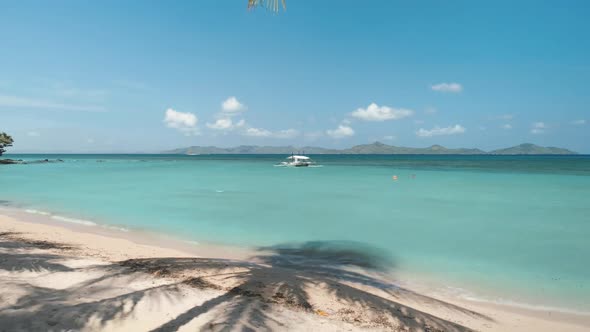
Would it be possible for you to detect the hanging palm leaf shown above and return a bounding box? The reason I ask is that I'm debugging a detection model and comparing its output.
[248,0,286,12]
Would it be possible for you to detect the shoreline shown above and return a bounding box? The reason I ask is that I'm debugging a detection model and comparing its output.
[0,205,256,262]
[2,203,588,317]
[1,210,589,331]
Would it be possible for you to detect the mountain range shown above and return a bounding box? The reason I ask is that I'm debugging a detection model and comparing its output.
[164,142,577,155]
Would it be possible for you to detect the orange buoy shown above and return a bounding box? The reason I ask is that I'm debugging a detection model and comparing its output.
[392,175,398,180]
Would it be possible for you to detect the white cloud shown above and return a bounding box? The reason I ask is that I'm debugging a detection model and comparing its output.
[431,82,463,93]
[212,97,296,139]
[530,122,547,134]
[27,131,40,137]
[234,119,246,128]
[501,124,512,129]
[416,124,466,137]
[206,118,245,130]
[243,127,299,138]
[207,118,233,130]
[571,119,586,125]
[164,108,199,135]
[0,94,106,112]
[273,129,299,139]
[414,119,425,124]
[383,135,395,140]
[207,96,247,130]
[326,125,355,138]
[244,127,272,137]
[498,114,514,120]
[351,103,413,122]
[221,96,246,114]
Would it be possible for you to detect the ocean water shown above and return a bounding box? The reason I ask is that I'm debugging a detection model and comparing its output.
[1,154,589,312]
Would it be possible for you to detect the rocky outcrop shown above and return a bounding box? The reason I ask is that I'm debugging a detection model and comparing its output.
[0,159,64,165]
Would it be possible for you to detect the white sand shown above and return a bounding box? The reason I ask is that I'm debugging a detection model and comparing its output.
[1,213,588,332]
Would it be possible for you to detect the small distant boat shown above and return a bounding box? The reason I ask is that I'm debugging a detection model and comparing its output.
[278,154,315,167]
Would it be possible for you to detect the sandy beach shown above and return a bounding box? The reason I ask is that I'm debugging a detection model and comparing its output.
[3,0,590,330]
[0,212,588,332]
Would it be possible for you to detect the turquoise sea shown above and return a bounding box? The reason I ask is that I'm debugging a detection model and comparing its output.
[1,154,589,312]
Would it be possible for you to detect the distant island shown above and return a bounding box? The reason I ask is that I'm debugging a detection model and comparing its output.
[164,142,577,155]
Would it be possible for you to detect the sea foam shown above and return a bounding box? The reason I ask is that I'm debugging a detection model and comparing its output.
[51,215,97,226]
[439,285,590,316]
[24,209,51,216]
[23,207,132,231]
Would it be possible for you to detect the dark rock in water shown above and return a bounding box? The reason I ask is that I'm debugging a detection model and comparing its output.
[0,159,21,165]
[0,159,28,165]
[17,159,65,165]
[1,158,66,165]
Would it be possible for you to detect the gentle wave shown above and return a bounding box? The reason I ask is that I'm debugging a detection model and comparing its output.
[24,207,130,231]
[467,296,590,316]
[440,286,590,316]
[24,209,51,216]
[103,225,130,232]
[50,215,97,226]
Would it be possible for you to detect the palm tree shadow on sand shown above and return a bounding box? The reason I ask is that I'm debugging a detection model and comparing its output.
[123,241,491,332]
[0,234,491,331]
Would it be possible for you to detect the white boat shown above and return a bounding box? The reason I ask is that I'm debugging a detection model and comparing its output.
[279,154,315,167]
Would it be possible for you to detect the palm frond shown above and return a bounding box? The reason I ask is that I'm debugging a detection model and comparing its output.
[248,0,286,12]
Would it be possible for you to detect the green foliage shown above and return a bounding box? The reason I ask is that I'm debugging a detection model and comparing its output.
[0,132,14,156]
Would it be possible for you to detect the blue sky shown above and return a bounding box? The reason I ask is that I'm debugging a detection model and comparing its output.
[1,0,589,153]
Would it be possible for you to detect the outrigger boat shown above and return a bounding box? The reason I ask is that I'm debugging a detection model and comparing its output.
[278,154,315,167]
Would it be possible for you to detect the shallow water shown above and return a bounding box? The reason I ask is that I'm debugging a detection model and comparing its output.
[1,154,589,312]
